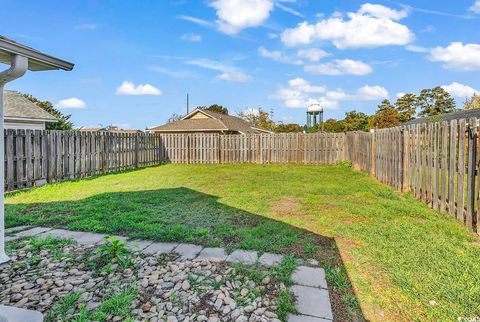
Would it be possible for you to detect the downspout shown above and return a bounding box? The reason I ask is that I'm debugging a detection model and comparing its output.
[0,54,28,264]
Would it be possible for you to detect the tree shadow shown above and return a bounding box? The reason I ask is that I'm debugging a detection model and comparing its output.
[6,187,366,322]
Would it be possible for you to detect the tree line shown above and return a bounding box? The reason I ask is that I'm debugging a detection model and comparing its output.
[313,87,480,133]
[186,87,480,133]
[22,87,480,133]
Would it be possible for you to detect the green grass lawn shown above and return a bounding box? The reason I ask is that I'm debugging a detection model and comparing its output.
[5,163,480,321]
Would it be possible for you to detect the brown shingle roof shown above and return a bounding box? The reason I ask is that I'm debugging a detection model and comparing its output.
[4,90,57,122]
[79,128,143,134]
[149,109,270,134]
[402,109,480,126]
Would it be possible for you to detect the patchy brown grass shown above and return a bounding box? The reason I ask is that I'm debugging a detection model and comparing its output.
[270,196,303,217]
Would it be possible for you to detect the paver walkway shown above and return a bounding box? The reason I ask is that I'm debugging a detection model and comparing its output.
[5,226,334,321]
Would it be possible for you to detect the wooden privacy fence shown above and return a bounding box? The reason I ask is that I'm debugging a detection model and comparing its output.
[4,130,345,191]
[7,122,480,233]
[347,118,480,233]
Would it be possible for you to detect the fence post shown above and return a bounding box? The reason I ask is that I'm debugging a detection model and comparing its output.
[370,130,376,177]
[402,127,409,192]
[217,135,221,164]
[466,118,477,231]
[134,134,139,168]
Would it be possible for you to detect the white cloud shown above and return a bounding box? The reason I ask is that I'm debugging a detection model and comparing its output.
[186,58,251,82]
[396,92,406,98]
[355,85,389,100]
[258,46,303,65]
[304,59,373,76]
[270,78,388,109]
[281,3,414,48]
[429,42,480,71]
[325,90,350,101]
[181,33,202,42]
[149,66,197,78]
[406,45,429,53]
[470,0,480,13]
[288,78,326,93]
[276,2,304,17]
[297,48,329,62]
[326,86,389,101]
[270,78,331,108]
[267,32,278,39]
[357,3,409,20]
[441,82,479,98]
[178,15,213,27]
[57,97,86,109]
[216,71,251,82]
[210,0,274,35]
[116,81,162,96]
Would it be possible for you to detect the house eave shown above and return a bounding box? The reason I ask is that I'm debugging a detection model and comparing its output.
[180,108,211,120]
[5,116,58,123]
[149,128,231,133]
[0,37,74,71]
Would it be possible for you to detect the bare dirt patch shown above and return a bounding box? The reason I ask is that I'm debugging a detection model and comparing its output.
[270,196,303,218]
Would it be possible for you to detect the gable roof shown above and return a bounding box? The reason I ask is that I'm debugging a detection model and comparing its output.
[4,91,58,122]
[402,109,480,126]
[79,127,143,134]
[149,108,272,134]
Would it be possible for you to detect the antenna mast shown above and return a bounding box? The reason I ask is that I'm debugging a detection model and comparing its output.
[186,93,189,114]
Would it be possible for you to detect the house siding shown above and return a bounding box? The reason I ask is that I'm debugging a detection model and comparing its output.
[4,120,45,130]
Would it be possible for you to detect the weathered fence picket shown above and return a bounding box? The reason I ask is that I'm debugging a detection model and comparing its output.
[346,118,480,233]
[4,131,345,191]
[5,121,480,233]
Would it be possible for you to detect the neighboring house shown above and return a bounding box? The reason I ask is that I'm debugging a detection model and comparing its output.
[147,108,272,134]
[403,109,480,126]
[79,127,143,134]
[4,90,58,130]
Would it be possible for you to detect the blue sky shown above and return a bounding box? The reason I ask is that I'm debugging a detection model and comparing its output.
[1,0,480,129]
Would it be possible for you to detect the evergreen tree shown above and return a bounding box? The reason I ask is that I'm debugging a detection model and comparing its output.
[417,87,456,117]
[394,93,417,122]
[22,93,73,130]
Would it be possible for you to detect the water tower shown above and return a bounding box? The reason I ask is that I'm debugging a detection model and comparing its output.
[306,103,324,130]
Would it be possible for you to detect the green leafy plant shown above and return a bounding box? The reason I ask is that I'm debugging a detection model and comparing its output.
[336,160,352,167]
[98,236,132,267]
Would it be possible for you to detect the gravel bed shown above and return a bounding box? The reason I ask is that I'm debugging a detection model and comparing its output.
[0,237,290,322]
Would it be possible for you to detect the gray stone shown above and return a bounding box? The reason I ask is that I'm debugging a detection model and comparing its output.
[173,244,203,260]
[75,232,106,245]
[287,314,332,322]
[291,266,327,289]
[5,226,30,234]
[226,250,257,265]
[0,305,43,322]
[126,240,153,252]
[5,236,20,242]
[258,253,283,267]
[196,247,228,261]
[38,229,79,239]
[143,242,179,255]
[14,227,51,238]
[290,285,332,320]
[39,229,104,245]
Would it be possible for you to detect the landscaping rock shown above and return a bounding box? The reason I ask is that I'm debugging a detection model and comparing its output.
[1,236,287,322]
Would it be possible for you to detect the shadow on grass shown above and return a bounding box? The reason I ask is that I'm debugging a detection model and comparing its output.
[6,187,366,322]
